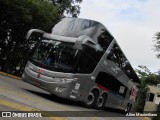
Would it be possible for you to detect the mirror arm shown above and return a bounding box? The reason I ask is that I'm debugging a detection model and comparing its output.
[26,29,46,40]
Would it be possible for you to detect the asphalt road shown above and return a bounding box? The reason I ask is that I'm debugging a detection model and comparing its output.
[0,74,149,120]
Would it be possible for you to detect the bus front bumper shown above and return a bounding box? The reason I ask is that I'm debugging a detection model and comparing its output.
[22,70,73,99]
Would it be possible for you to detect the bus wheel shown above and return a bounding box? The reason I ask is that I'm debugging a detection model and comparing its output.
[95,95,106,110]
[84,91,98,108]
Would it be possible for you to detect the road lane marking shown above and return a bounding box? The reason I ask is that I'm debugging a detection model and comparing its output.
[0,98,38,111]
[0,98,66,120]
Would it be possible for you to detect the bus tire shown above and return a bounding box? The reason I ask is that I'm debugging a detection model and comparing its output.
[84,90,98,108]
[95,94,106,110]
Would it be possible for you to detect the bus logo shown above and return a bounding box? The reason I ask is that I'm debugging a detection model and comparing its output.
[37,68,44,73]
[2,112,11,117]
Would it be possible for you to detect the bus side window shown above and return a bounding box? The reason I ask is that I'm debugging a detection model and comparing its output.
[107,43,138,82]
[76,45,102,74]
[98,29,113,51]
[96,72,127,97]
[107,52,115,61]
[107,44,127,68]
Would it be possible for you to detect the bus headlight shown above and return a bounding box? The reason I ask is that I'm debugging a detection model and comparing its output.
[55,86,66,92]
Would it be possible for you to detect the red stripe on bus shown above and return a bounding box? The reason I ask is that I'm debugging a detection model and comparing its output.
[96,84,109,92]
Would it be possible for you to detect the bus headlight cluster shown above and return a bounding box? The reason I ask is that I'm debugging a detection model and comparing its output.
[55,86,66,92]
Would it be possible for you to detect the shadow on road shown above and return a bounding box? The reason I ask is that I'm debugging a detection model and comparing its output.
[23,88,82,107]
[22,88,125,117]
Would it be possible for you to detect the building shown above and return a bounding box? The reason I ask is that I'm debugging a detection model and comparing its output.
[144,85,160,111]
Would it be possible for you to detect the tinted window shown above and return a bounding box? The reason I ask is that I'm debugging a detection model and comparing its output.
[97,29,113,51]
[107,44,128,68]
[96,72,128,97]
[84,45,103,62]
[107,44,139,83]
[76,45,103,73]
[76,54,96,73]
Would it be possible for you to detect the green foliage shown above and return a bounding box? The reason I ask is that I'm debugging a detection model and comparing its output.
[51,0,82,17]
[136,65,160,85]
[0,0,60,31]
[135,65,160,112]
[153,32,160,58]
[0,0,64,75]
[0,0,83,75]
[152,113,160,120]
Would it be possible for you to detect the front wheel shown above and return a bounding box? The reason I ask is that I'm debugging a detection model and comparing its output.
[95,95,106,110]
[84,91,98,108]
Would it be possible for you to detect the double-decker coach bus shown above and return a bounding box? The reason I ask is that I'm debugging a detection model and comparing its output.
[22,18,141,112]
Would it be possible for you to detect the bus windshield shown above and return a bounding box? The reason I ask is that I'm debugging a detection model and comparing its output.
[31,38,80,73]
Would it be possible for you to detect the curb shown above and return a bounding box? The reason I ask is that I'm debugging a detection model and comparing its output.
[142,117,152,120]
[0,71,22,80]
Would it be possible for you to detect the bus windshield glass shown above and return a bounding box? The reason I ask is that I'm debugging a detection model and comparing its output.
[31,38,80,73]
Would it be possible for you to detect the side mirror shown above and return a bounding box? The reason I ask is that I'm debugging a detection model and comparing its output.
[26,29,45,40]
[73,39,83,50]
[73,35,97,50]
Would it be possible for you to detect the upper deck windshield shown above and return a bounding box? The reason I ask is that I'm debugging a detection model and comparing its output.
[31,38,79,73]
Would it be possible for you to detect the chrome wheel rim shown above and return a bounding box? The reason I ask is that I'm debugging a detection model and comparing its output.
[86,92,95,105]
[97,96,104,107]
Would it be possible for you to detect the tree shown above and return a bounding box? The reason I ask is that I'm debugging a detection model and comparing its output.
[0,0,60,74]
[50,0,82,17]
[153,32,160,58]
[0,0,83,75]
[135,65,160,112]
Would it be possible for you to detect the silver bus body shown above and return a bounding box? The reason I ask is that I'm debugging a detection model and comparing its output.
[22,18,141,111]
